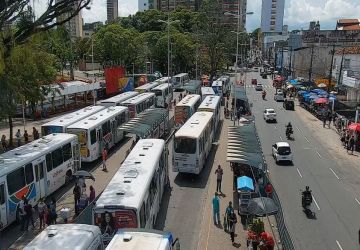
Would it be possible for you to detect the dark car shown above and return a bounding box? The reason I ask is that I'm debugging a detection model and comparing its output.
[251,79,257,85]
[283,100,295,110]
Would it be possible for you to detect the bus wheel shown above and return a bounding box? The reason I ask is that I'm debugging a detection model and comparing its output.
[65,170,73,184]
[16,206,21,224]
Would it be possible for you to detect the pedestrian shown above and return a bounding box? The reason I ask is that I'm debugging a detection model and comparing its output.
[322,115,327,128]
[73,183,81,215]
[226,100,229,109]
[102,147,108,171]
[237,110,241,125]
[265,183,273,198]
[19,196,26,231]
[24,130,29,143]
[89,185,95,203]
[348,135,355,154]
[24,200,35,230]
[327,111,332,127]
[229,210,237,245]
[15,129,21,147]
[215,165,223,193]
[225,201,234,232]
[230,108,233,121]
[345,132,350,149]
[38,198,46,230]
[131,139,136,149]
[49,197,57,224]
[33,127,39,140]
[212,192,220,225]
[1,135,7,152]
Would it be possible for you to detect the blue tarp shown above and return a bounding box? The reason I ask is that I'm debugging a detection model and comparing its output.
[237,176,254,192]
[289,79,298,85]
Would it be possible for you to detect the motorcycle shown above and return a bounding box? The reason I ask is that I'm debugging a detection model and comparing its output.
[286,127,293,140]
[301,189,315,219]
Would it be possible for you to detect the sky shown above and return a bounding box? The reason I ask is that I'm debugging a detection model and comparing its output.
[34,0,360,32]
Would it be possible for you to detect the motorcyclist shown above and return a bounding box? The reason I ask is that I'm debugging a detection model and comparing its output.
[302,186,313,208]
[286,122,293,135]
[262,90,266,100]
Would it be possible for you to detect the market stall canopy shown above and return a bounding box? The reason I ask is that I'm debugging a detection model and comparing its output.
[237,176,254,192]
[226,125,264,170]
[348,123,360,132]
[232,86,248,100]
[247,197,279,216]
[317,83,327,88]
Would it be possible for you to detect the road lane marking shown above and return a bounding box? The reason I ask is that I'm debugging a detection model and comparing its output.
[312,195,321,210]
[296,168,303,178]
[304,136,310,143]
[329,168,340,180]
[355,198,360,206]
[274,125,277,129]
[296,126,301,133]
[279,136,283,140]
[336,240,343,250]
[316,151,322,158]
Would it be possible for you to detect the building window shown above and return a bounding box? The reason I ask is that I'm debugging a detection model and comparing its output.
[344,59,350,69]
[271,10,276,14]
[270,21,276,25]
[272,4,276,8]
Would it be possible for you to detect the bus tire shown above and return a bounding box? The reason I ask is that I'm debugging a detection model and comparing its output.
[65,170,73,184]
[16,206,21,224]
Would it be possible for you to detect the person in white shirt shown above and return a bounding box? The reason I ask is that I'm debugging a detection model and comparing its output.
[15,129,21,147]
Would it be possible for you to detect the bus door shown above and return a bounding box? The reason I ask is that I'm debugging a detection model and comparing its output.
[0,181,7,229]
[33,158,47,199]
[111,119,117,143]
[97,129,102,156]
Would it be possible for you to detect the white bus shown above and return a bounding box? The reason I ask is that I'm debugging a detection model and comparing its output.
[201,87,215,101]
[0,133,80,229]
[120,92,156,118]
[211,80,224,97]
[106,229,179,250]
[198,95,221,131]
[99,91,139,108]
[155,77,172,84]
[217,76,230,95]
[41,106,105,136]
[174,94,201,128]
[173,112,214,174]
[67,106,129,162]
[93,139,168,244]
[173,73,189,87]
[24,224,104,250]
[151,83,173,108]
[135,82,160,94]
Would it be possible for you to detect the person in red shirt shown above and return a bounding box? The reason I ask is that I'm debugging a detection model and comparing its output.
[265,183,273,198]
[102,147,108,172]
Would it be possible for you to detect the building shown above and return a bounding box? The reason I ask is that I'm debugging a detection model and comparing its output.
[83,21,103,38]
[56,0,83,38]
[139,0,158,11]
[261,0,285,34]
[158,0,201,11]
[336,19,360,31]
[222,0,248,28]
[107,0,118,22]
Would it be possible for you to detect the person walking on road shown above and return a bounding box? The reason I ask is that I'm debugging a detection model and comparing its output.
[215,165,223,193]
[89,185,96,203]
[237,110,241,125]
[73,183,81,215]
[225,201,234,232]
[212,192,220,225]
[24,200,35,230]
[38,198,46,230]
[32,127,39,140]
[19,196,26,231]
[322,114,327,128]
[24,130,29,144]
[229,210,237,245]
[1,135,7,152]
[327,111,332,128]
[15,129,21,147]
[102,147,108,172]
[347,135,355,154]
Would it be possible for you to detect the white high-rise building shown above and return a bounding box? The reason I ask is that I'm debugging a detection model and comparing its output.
[261,0,285,33]
[107,0,119,22]
[56,0,83,38]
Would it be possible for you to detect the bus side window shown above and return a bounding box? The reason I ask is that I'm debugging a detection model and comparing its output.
[52,148,64,169]
[25,163,34,184]
[7,168,26,195]
[140,202,146,227]
[0,184,5,205]
[90,129,96,145]
[46,153,53,172]
[62,143,72,162]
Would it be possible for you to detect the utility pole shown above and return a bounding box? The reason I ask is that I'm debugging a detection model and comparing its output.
[288,46,292,79]
[337,47,345,86]
[280,45,284,75]
[308,45,315,82]
[328,44,335,88]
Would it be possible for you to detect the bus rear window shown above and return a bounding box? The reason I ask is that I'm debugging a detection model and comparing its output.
[174,137,196,154]
[153,90,162,97]
[41,125,63,136]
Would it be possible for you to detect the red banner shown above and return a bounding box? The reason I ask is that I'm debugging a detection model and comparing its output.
[104,66,126,95]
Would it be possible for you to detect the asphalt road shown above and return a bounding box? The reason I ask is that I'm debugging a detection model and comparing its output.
[246,71,360,250]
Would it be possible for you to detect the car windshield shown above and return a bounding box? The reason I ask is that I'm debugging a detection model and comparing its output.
[278,146,291,155]
[174,137,196,154]
[267,110,275,113]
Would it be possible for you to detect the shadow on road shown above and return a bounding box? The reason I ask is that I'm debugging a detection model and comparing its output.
[154,186,173,230]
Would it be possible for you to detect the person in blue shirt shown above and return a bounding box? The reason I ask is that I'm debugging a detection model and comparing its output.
[212,192,220,225]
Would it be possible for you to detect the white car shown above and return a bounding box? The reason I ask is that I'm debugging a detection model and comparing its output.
[263,109,277,122]
[274,93,284,102]
[255,83,263,91]
[272,142,293,163]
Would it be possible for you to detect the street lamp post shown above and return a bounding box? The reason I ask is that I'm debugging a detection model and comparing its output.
[91,37,96,106]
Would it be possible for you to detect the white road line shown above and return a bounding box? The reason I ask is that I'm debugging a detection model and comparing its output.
[329,168,340,180]
[274,125,277,129]
[336,240,343,250]
[355,198,360,206]
[304,136,310,143]
[312,195,321,210]
[316,151,322,158]
[296,126,301,133]
[296,168,303,178]
[279,136,283,140]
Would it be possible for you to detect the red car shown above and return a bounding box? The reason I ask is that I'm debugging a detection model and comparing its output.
[251,79,257,85]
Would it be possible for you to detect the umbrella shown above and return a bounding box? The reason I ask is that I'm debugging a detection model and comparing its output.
[73,170,95,181]
[297,90,307,95]
[247,197,278,216]
[317,83,327,88]
[308,95,319,99]
[314,98,328,104]
[348,123,360,132]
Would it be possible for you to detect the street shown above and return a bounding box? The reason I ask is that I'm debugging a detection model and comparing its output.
[246,71,360,249]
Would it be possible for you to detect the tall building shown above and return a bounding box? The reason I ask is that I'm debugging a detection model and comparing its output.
[107,0,119,22]
[222,0,248,29]
[56,0,83,38]
[139,0,157,11]
[159,0,201,11]
[83,21,103,38]
[260,0,285,33]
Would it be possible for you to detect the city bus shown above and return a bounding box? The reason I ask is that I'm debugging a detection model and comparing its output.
[93,139,168,244]
[173,73,189,88]
[66,106,129,162]
[217,76,230,95]
[120,92,156,118]
[155,77,172,84]
[135,82,160,94]
[174,94,201,129]
[211,80,224,97]
[41,106,105,136]
[106,229,180,250]
[99,91,138,108]
[0,133,80,229]
[151,83,173,108]
[201,87,215,101]
[198,95,221,131]
[173,112,214,174]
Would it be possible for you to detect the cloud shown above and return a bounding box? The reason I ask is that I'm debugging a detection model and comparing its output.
[246,0,262,32]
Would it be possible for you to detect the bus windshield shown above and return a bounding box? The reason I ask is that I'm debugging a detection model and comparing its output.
[153,89,163,97]
[174,137,196,154]
[42,125,63,136]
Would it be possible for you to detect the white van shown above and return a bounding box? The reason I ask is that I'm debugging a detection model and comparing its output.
[24,224,104,250]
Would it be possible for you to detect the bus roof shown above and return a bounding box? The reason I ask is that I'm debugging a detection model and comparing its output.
[173,73,188,78]
[198,95,221,111]
[121,92,155,105]
[0,133,77,177]
[155,77,171,83]
[201,87,215,95]
[212,81,223,87]
[41,106,105,129]
[176,94,200,107]
[95,139,165,211]
[100,91,138,106]
[151,83,171,91]
[106,229,173,250]
[135,82,160,91]
[175,112,213,138]
[24,224,101,250]
[67,106,128,130]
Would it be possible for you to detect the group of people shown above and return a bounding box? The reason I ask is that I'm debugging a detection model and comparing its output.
[340,129,356,154]
[73,181,96,216]
[19,196,57,231]
[1,127,40,152]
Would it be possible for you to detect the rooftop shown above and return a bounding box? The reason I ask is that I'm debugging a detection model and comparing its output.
[335,45,360,55]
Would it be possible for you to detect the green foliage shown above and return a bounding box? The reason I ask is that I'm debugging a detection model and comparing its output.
[249,218,265,236]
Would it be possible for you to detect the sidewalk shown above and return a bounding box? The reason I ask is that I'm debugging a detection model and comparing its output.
[197,114,280,250]
[9,138,134,249]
